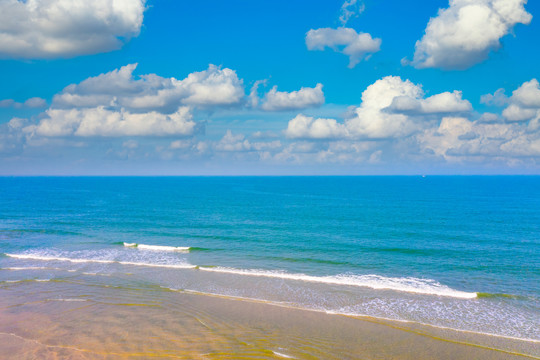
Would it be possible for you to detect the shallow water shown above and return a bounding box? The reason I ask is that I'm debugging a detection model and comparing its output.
[0,279,537,359]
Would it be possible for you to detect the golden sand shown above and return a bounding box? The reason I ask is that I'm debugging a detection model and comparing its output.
[0,280,538,359]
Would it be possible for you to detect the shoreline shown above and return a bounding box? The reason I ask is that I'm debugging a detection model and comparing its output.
[0,280,538,359]
[179,288,540,345]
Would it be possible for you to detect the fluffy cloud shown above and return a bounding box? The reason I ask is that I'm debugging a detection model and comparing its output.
[27,106,197,137]
[411,0,532,70]
[0,97,47,109]
[285,114,348,139]
[19,63,247,138]
[53,64,245,112]
[0,0,146,59]
[306,27,381,68]
[261,84,324,111]
[285,76,472,140]
[281,78,540,165]
[386,91,472,115]
[501,79,540,122]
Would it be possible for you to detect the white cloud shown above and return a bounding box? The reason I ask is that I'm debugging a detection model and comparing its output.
[261,83,324,111]
[501,79,540,122]
[387,91,472,114]
[0,97,47,109]
[411,0,532,70]
[28,106,197,137]
[53,64,245,112]
[510,78,540,108]
[306,27,381,68]
[339,0,365,25]
[285,114,348,139]
[0,0,146,59]
[284,76,473,140]
[21,64,247,138]
[345,76,425,138]
[417,116,540,159]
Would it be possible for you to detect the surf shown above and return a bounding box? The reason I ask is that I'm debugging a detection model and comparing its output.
[197,266,478,299]
[122,242,190,252]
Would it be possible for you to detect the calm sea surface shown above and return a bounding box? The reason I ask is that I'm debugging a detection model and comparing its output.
[0,176,539,340]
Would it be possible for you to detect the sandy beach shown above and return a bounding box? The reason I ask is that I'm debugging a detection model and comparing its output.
[1,279,537,360]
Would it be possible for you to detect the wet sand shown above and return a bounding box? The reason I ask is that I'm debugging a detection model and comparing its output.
[0,280,538,359]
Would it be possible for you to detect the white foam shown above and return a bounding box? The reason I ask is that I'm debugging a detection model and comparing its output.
[2,279,51,283]
[123,243,190,252]
[198,267,477,299]
[5,253,195,270]
[2,267,62,271]
[5,253,475,298]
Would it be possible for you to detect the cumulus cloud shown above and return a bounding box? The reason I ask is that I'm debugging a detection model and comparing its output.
[411,0,532,70]
[285,76,472,141]
[53,63,245,112]
[19,63,247,138]
[280,77,540,165]
[0,97,47,109]
[339,0,365,25]
[386,90,472,115]
[27,106,197,137]
[261,84,325,111]
[0,0,146,59]
[501,79,540,122]
[285,114,348,139]
[306,27,381,68]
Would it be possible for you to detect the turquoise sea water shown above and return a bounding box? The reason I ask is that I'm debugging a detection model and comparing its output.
[0,176,539,341]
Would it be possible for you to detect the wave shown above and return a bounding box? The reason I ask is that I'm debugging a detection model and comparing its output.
[1,266,63,271]
[5,253,476,298]
[4,253,195,270]
[1,279,51,284]
[122,242,190,252]
[198,267,477,299]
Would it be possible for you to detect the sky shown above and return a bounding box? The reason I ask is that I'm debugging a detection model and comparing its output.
[1,0,539,175]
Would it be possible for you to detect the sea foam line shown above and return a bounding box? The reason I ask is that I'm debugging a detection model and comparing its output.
[198,267,478,299]
[5,253,475,298]
[4,253,195,270]
[123,243,190,252]
[1,267,63,271]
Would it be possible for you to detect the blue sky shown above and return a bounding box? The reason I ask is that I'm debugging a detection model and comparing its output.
[1,0,539,175]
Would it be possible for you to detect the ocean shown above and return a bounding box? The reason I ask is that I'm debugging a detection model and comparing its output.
[1,176,539,343]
